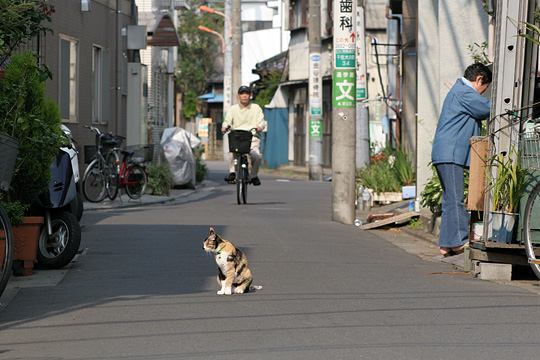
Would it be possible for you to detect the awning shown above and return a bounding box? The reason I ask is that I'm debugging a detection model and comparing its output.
[198,92,223,103]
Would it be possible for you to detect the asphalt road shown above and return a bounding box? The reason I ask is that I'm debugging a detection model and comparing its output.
[1,163,540,359]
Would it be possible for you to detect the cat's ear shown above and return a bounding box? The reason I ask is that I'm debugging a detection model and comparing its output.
[209,227,215,235]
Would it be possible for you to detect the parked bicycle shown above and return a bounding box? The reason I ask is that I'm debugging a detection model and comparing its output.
[105,146,148,200]
[489,107,540,279]
[0,205,13,297]
[82,126,123,202]
[520,123,540,278]
[228,129,255,204]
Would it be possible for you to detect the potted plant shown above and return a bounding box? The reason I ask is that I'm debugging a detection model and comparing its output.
[488,151,530,243]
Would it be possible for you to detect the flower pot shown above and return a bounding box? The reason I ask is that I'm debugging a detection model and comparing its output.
[490,211,517,244]
[0,133,19,191]
[12,216,43,276]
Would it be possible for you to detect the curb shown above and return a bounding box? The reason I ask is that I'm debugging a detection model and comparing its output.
[83,180,219,211]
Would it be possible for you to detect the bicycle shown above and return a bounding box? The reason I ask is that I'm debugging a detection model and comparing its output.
[520,124,540,278]
[0,205,13,298]
[489,106,540,278]
[228,129,254,204]
[105,147,148,200]
[82,126,123,202]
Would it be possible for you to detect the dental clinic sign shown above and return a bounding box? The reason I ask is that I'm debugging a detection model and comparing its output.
[333,0,356,108]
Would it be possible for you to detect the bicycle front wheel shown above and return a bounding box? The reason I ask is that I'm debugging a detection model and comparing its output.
[125,164,148,199]
[0,206,13,297]
[523,182,540,279]
[242,162,248,204]
[82,159,107,202]
[106,151,120,200]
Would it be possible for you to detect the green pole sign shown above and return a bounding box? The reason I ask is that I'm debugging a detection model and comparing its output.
[309,119,323,138]
[332,69,356,108]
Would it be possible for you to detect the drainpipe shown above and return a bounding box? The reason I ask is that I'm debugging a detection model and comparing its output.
[115,0,121,135]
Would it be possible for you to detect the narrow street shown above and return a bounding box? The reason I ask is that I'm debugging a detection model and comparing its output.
[1,164,540,359]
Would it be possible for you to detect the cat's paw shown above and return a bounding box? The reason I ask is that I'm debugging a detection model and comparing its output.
[217,289,225,295]
[224,288,232,295]
[234,287,245,294]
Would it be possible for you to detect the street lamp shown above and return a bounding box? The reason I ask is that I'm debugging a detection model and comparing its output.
[199,5,225,18]
[197,25,225,53]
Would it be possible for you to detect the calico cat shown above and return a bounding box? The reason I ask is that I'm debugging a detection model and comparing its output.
[203,227,258,295]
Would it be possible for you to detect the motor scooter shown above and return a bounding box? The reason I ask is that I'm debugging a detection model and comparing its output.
[34,125,82,269]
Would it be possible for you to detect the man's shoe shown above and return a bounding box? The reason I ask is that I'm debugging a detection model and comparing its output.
[251,177,261,186]
[224,172,236,182]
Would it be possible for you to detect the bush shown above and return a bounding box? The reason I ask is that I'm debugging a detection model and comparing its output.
[146,163,173,196]
[0,52,63,207]
[194,146,207,184]
[0,199,27,226]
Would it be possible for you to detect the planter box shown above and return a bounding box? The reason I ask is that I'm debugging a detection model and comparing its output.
[13,216,43,276]
[372,192,403,204]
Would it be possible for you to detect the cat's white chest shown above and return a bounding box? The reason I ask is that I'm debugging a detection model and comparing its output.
[215,252,230,271]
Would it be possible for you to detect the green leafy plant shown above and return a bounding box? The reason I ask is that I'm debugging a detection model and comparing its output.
[356,147,414,193]
[0,52,63,206]
[393,148,415,185]
[195,146,208,184]
[0,199,27,226]
[407,218,424,230]
[420,166,443,215]
[146,163,173,196]
[488,150,530,214]
[0,0,54,69]
[253,70,282,108]
[176,1,223,121]
[420,165,469,215]
[467,41,490,65]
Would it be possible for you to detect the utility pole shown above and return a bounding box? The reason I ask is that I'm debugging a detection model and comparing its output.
[332,0,356,224]
[231,0,242,101]
[308,0,323,180]
[356,1,369,168]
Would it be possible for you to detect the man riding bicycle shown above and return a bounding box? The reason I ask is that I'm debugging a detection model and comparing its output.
[222,85,267,186]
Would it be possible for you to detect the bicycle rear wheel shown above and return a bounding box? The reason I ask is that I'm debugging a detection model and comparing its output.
[106,151,120,200]
[82,159,107,202]
[0,206,13,297]
[241,160,248,204]
[125,164,148,199]
[236,155,243,205]
[523,182,540,279]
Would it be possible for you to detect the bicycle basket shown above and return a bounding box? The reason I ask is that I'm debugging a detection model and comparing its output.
[127,144,154,163]
[520,131,540,171]
[228,130,252,154]
[101,134,124,148]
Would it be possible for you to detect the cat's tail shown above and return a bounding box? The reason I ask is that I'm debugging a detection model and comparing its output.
[249,285,263,292]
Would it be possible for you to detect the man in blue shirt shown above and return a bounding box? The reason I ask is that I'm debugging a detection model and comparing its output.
[431,63,492,256]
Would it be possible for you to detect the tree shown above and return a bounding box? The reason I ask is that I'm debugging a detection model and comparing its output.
[176,1,223,121]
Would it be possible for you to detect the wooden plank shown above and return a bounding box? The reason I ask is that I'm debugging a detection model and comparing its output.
[361,211,419,230]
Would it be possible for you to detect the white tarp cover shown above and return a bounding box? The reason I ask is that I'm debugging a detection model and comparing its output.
[160,127,201,187]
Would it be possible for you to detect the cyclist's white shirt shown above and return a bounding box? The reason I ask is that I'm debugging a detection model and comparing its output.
[223,103,267,134]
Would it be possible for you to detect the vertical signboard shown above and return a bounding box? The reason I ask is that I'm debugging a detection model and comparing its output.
[356,6,367,100]
[309,53,323,138]
[333,0,356,107]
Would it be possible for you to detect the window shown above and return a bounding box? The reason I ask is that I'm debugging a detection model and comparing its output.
[92,46,103,123]
[59,36,78,121]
